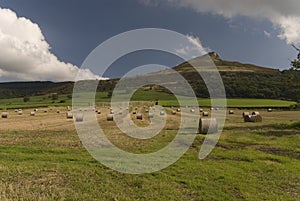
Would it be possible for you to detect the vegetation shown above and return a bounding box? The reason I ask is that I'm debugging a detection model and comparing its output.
[0,107,298,200]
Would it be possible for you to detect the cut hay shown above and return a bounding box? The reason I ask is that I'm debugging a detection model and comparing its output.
[202,112,209,117]
[199,118,218,134]
[1,112,8,118]
[107,114,114,121]
[177,108,181,112]
[30,112,35,116]
[66,112,73,119]
[136,114,143,120]
[229,110,234,115]
[75,113,84,122]
[172,111,177,115]
[252,111,260,116]
[148,113,154,118]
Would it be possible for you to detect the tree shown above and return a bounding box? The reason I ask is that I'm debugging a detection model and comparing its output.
[23,96,30,102]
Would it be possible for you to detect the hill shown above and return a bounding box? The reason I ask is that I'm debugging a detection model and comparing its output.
[0,52,299,102]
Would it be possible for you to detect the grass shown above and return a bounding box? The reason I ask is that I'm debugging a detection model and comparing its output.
[0,106,299,200]
[0,90,296,110]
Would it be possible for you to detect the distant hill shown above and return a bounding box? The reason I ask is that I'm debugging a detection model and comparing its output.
[0,52,299,101]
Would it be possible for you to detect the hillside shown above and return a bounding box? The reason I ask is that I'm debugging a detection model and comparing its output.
[0,52,299,101]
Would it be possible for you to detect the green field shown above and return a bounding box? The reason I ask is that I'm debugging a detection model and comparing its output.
[0,108,299,200]
[0,90,296,110]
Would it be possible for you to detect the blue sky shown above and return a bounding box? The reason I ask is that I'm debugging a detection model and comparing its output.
[0,0,299,80]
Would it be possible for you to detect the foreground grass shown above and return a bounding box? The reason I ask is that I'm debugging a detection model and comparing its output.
[0,110,299,200]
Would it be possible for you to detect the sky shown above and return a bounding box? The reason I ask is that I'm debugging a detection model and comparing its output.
[0,0,299,81]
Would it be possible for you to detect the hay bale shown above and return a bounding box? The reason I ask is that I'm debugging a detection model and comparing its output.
[132,111,136,115]
[244,115,252,122]
[250,115,263,122]
[136,113,143,120]
[145,109,149,113]
[177,108,181,112]
[75,113,84,122]
[199,118,218,134]
[160,111,165,116]
[34,109,38,112]
[229,110,234,115]
[252,111,260,116]
[190,109,195,113]
[66,112,73,119]
[44,110,48,113]
[97,111,101,114]
[1,112,8,118]
[14,109,18,112]
[30,112,35,116]
[148,113,154,118]
[202,112,209,117]
[107,114,114,121]
[172,110,177,115]
[18,111,23,115]
[267,108,273,112]
[199,108,203,112]
[244,115,263,123]
[57,110,60,114]
[242,112,250,118]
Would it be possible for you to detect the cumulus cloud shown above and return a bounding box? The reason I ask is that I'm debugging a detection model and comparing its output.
[0,7,104,81]
[139,0,300,45]
[175,35,210,58]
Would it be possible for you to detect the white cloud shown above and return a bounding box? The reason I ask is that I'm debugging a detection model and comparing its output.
[139,0,300,45]
[0,7,104,81]
[264,30,271,38]
[175,35,210,58]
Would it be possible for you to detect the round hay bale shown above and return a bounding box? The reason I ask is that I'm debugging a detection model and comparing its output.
[160,111,165,116]
[110,111,114,114]
[145,109,149,113]
[202,112,209,117]
[190,109,195,113]
[267,108,273,112]
[172,110,177,115]
[252,111,260,116]
[75,113,84,122]
[44,110,48,113]
[57,110,60,114]
[250,115,263,122]
[14,109,18,112]
[30,112,35,116]
[2,112,8,118]
[244,115,252,122]
[148,113,154,118]
[136,113,143,120]
[97,111,101,114]
[242,112,250,118]
[34,109,38,112]
[177,108,181,112]
[199,118,218,134]
[229,110,234,115]
[18,111,23,115]
[199,108,203,112]
[107,114,114,121]
[66,112,73,119]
